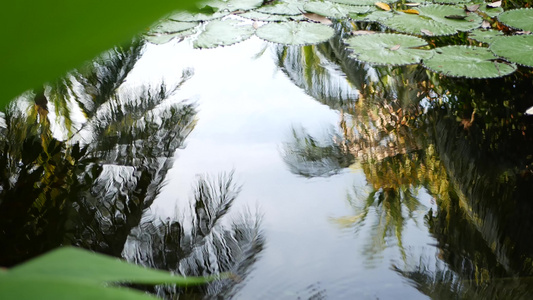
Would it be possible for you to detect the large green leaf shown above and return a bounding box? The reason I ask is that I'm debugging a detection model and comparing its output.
[330,0,398,6]
[0,247,212,300]
[349,10,391,22]
[468,29,504,44]
[381,4,482,36]
[256,21,335,45]
[0,1,202,107]
[490,35,533,68]
[256,0,305,15]
[478,5,504,18]
[498,8,533,32]
[204,0,264,11]
[169,9,230,22]
[148,20,200,35]
[423,45,516,78]
[303,1,374,19]
[239,11,305,21]
[144,28,198,45]
[344,33,433,66]
[194,19,255,48]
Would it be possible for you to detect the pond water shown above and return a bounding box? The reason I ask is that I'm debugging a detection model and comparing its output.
[1,27,533,299]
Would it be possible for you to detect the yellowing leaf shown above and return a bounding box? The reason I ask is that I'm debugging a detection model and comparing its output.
[375,2,391,11]
[400,9,420,14]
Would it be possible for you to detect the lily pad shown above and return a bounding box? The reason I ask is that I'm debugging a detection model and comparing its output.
[430,0,471,4]
[381,4,482,36]
[169,9,229,22]
[344,33,433,66]
[239,11,304,21]
[194,19,255,48]
[478,5,504,18]
[203,0,263,11]
[490,35,533,68]
[468,29,504,44]
[304,1,374,19]
[498,8,533,32]
[144,28,198,45]
[256,21,335,45]
[255,0,305,15]
[423,45,516,78]
[349,10,390,22]
[330,0,398,6]
[147,20,199,35]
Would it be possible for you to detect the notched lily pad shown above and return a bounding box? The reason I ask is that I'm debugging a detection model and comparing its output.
[490,35,533,68]
[169,9,230,22]
[381,4,482,36]
[330,0,398,6]
[344,33,433,66]
[468,28,504,44]
[498,8,533,32]
[349,10,390,22]
[423,45,516,78]
[147,20,199,35]
[256,21,335,45]
[203,0,263,11]
[303,1,373,19]
[239,11,304,21]
[255,0,305,15]
[194,19,255,48]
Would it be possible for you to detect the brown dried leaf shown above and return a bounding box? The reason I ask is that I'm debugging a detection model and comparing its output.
[375,2,391,11]
[487,0,501,8]
[445,14,467,20]
[465,4,480,12]
[400,9,420,14]
[303,12,333,25]
[351,30,376,35]
[390,44,401,51]
[421,29,433,36]
[482,20,491,29]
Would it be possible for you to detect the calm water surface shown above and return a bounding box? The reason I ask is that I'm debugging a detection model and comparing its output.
[2,31,533,300]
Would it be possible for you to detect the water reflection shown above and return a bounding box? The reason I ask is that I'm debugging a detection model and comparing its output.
[276,21,533,298]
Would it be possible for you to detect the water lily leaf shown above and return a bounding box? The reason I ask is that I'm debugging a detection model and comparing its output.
[239,11,305,21]
[478,5,503,18]
[144,28,198,45]
[330,0,398,6]
[256,0,305,15]
[193,19,255,48]
[344,33,433,66]
[423,45,516,78]
[490,35,533,67]
[302,12,333,25]
[349,10,391,22]
[304,1,373,18]
[468,29,504,44]
[431,0,471,4]
[381,4,482,36]
[203,0,263,11]
[256,21,335,45]
[376,2,392,11]
[498,8,533,32]
[147,20,199,35]
[169,10,230,22]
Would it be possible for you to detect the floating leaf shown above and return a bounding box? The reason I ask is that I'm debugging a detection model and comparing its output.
[478,5,503,18]
[349,10,391,22]
[144,28,198,45]
[239,11,304,21]
[304,1,373,18]
[256,21,335,45]
[376,2,391,11]
[468,29,504,44]
[423,45,516,78]
[487,0,501,8]
[431,0,471,4]
[256,0,305,15]
[445,14,467,20]
[302,12,333,24]
[498,8,533,32]
[147,20,199,35]
[203,0,263,11]
[400,9,420,14]
[169,10,229,22]
[194,19,255,48]
[344,33,433,66]
[490,35,533,67]
[421,29,434,35]
[330,0,398,6]
[381,4,482,36]
[482,20,491,29]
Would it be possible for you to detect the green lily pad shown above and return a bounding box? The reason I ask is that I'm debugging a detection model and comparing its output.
[344,33,433,66]
[255,0,305,15]
[431,0,471,4]
[498,8,533,32]
[147,20,199,35]
[239,11,304,21]
[304,1,374,19]
[330,0,398,6]
[468,29,504,44]
[349,10,390,22]
[381,4,482,36]
[423,45,516,78]
[193,19,255,48]
[144,28,198,45]
[478,5,504,18]
[256,21,335,45]
[490,35,533,68]
[203,0,263,11]
[169,8,229,22]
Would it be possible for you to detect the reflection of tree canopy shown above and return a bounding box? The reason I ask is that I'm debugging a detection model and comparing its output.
[124,172,264,299]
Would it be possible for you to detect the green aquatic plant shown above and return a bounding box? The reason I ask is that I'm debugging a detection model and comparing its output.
[194,19,255,48]
[490,35,533,68]
[498,8,533,31]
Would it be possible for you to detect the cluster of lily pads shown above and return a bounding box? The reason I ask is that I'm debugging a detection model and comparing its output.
[144,0,533,79]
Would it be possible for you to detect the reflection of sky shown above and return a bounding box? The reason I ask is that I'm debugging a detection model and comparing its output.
[126,37,435,299]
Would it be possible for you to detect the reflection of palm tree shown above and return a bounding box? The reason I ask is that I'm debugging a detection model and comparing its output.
[124,172,265,299]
